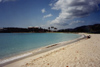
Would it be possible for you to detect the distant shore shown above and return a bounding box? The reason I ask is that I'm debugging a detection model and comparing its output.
[2,33,100,67]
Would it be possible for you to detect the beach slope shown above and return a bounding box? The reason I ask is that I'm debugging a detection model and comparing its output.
[3,34,100,67]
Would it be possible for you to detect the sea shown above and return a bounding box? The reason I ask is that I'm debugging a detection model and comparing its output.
[0,33,80,62]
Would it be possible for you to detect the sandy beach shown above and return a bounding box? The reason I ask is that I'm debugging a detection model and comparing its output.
[2,33,100,67]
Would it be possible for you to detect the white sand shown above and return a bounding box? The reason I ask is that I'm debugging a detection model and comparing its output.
[3,34,100,67]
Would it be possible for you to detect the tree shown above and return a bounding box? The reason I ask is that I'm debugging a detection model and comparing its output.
[51,26,54,32]
[48,27,50,32]
[54,28,57,31]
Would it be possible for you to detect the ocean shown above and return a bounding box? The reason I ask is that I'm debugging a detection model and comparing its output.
[0,33,80,60]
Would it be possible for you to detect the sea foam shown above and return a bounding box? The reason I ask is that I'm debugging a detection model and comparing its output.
[0,52,32,64]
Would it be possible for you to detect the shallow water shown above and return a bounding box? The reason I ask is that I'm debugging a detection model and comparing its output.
[0,33,80,59]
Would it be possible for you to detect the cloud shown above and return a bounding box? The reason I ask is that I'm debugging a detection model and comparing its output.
[41,8,46,13]
[43,14,53,19]
[0,0,16,2]
[49,3,53,6]
[51,20,84,27]
[0,0,2,2]
[54,22,69,26]
[69,20,84,25]
[49,0,58,6]
[50,0,100,24]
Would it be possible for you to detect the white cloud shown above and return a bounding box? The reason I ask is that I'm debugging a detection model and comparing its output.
[49,3,53,6]
[0,0,2,2]
[0,0,16,2]
[41,8,46,13]
[50,0,100,25]
[69,20,84,25]
[43,14,53,19]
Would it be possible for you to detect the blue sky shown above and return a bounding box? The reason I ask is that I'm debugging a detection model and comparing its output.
[0,0,100,29]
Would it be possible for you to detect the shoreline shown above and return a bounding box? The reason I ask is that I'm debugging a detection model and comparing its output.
[0,33,85,66]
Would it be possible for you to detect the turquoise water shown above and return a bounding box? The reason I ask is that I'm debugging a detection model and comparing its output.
[0,33,80,59]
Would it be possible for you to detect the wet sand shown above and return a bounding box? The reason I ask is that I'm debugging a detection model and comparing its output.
[2,33,100,67]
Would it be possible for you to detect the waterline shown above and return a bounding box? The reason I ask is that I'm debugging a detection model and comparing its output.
[0,34,85,66]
